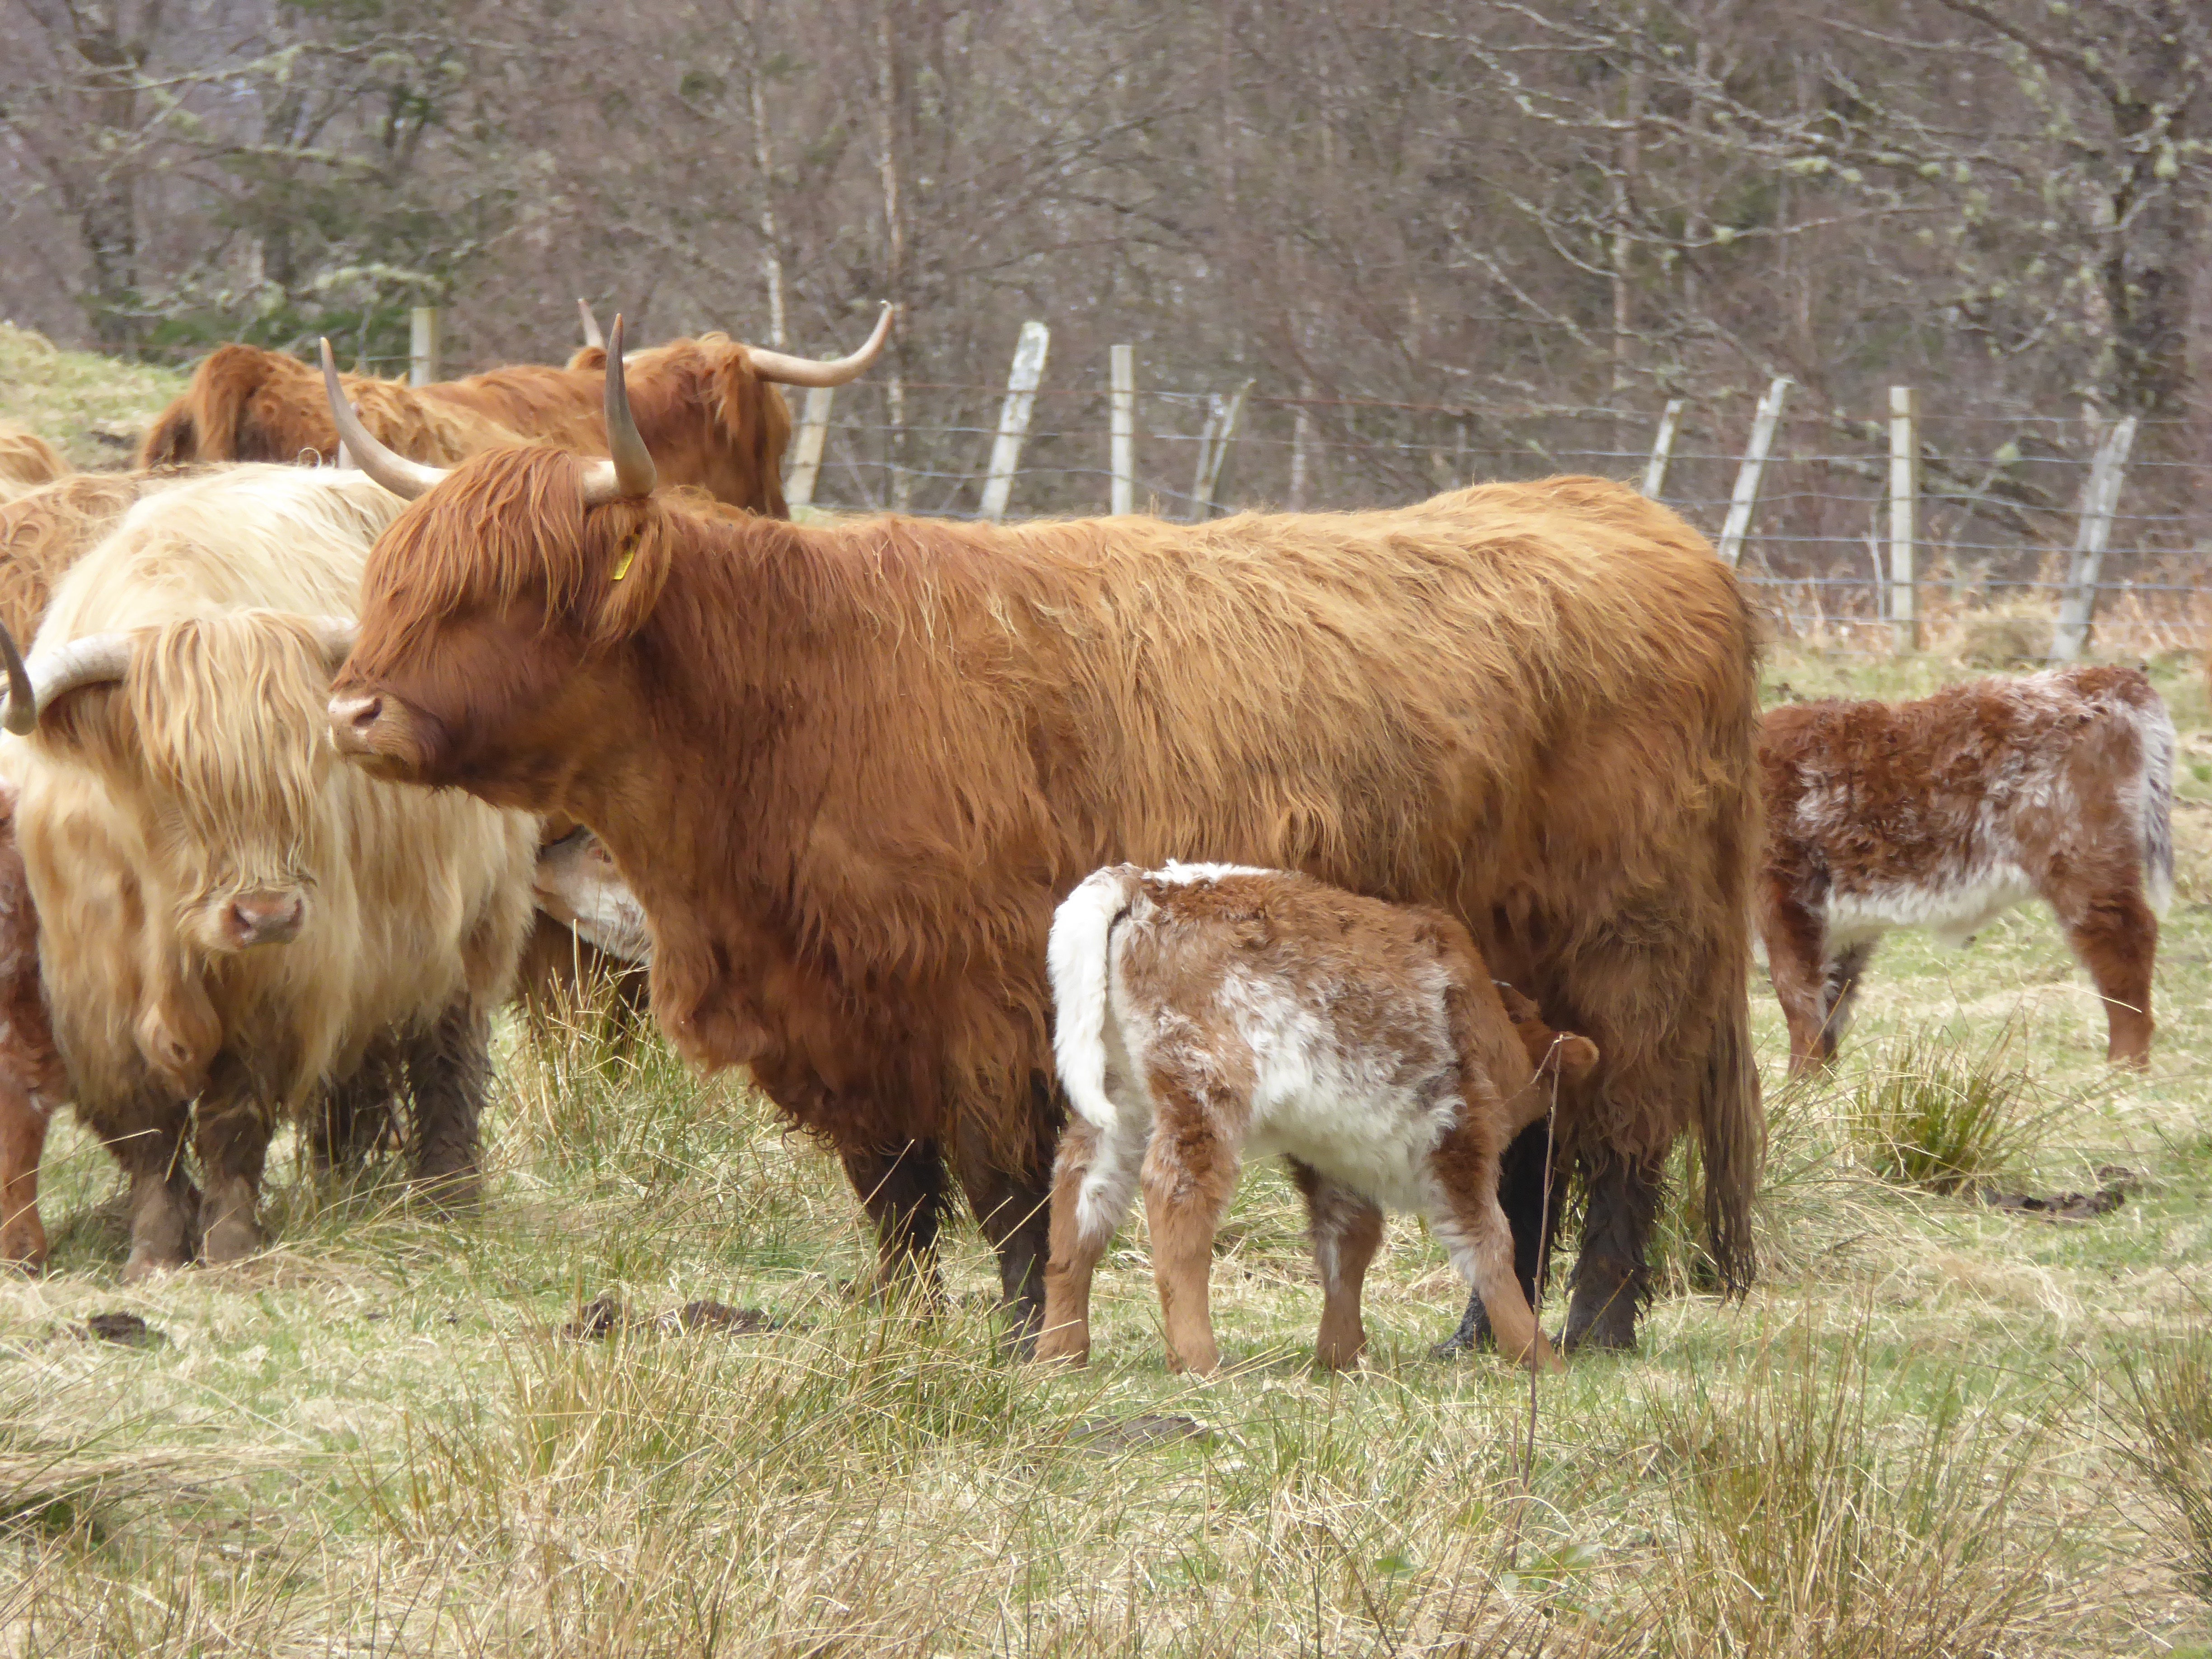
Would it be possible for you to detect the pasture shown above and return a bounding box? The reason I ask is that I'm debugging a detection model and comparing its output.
[3,638,2212,1656]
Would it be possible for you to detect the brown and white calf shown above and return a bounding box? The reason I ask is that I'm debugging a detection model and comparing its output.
[1036,863,1597,1375]
[1759,665,2173,1074]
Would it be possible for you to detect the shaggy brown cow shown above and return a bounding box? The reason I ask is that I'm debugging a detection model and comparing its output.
[137,307,892,515]
[318,332,1765,1353]
[1759,666,2173,1073]
[0,773,63,1269]
[1039,863,1599,1376]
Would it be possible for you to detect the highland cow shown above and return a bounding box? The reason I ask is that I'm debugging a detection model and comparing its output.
[317,331,1764,1353]
[1759,666,2173,1072]
[0,466,538,1279]
[1039,863,1598,1375]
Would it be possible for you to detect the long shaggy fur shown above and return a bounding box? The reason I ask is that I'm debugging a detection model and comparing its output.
[0,471,190,642]
[137,336,792,513]
[0,425,69,506]
[5,466,538,1258]
[344,457,1768,1308]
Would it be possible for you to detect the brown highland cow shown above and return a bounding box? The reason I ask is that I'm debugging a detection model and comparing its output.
[317,332,1765,1353]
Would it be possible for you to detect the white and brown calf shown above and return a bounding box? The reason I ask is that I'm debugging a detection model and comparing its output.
[1759,665,2173,1074]
[1036,863,1597,1376]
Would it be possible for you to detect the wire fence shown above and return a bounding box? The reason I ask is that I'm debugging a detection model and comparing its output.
[797,369,2211,661]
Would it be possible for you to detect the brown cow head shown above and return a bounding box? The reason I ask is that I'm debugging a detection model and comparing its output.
[321,322,668,811]
[1494,981,1600,1087]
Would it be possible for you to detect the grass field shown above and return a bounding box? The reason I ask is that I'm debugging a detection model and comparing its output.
[0,326,183,470]
[5,640,2212,1655]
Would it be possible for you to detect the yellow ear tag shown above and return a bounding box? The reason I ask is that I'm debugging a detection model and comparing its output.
[609,535,638,582]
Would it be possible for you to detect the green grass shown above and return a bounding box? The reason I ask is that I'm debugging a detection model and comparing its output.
[4,641,2212,1652]
[1847,1023,2049,1195]
[0,324,184,470]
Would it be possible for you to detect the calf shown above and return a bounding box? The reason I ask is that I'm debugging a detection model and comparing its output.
[1759,665,2173,1074]
[1036,864,1597,1375]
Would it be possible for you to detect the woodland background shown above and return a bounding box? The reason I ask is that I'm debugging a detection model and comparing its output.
[1,0,2207,539]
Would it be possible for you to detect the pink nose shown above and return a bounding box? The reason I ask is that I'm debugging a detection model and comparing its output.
[226,891,305,947]
[328,692,382,755]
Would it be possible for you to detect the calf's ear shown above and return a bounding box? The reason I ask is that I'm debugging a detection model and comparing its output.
[1553,1033,1601,1084]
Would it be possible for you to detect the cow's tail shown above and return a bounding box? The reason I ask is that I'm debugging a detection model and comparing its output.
[1048,865,1142,1135]
[1701,979,1764,1297]
[2139,694,2176,917]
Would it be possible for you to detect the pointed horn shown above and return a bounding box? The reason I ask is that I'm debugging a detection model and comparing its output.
[0,619,35,736]
[334,404,361,470]
[308,615,359,669]
[581,314,657,506]
[577,298,605,351]
[5,632,136,732]
[741,302,895,388]
[318,338,448,501]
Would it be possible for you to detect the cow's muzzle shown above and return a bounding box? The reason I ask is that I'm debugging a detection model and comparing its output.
[328,689,425,778]
[224,889,306,948]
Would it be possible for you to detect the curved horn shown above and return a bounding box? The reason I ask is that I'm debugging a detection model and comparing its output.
[334,403,361,470]
[577,298,605,351]
[581,314,657,506]
[3,632,136,732]
[0,620,35,736]
[741,301,895,388]
[308,615,359,669]
[318,338,449,501]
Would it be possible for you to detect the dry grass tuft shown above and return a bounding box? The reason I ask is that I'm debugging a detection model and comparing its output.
[1847,1024,2047,1195]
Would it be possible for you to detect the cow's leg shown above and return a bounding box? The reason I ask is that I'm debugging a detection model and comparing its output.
[1427,1121,1560,1372]
[1038,1112,1147,1365]
[2055,885,2158,1066]
[0,1078,49,1272]
[1435,1120,1565,1356]
[403,1002,489,1206]
[839,1139,951,1303]
[192,1057,272,1267]
[1138,1067,1239,1376]
[308,1041,401,1175]
[950,1070,1063,1351]
[1288,1160,1384,1371]
[1562,1146,1664,1353]
[1763,897,1840,1075]
[101,1108,199,1284]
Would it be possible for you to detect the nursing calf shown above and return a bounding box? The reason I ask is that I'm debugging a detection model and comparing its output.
[1038,865,1597,1375]
[1760,666,2173,1073]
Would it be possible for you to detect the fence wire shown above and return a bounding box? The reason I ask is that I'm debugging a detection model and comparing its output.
[794,379,2208,660]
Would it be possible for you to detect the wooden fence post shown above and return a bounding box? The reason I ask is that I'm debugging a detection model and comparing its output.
[1289,380,1314,511]
[1641,398,1683,498]
[1190,379,1254,519]
[784,387,835,511]
[2049,414,2139,663]
[978,320,1050,522]
[1887,385,1920,653]
[1109,344,1135,516]
[409,306,442,386]
[1715,376,1790,568]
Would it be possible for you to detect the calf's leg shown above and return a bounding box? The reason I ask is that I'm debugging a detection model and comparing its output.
[1138,1068,1240,1376]
[1437,1120,1565,1356]
[1288,1161,1384,1370]
[840,1139,951,1303]
[0,1077,49,1272]
[1762,895,1842,1075]
[1037,1111,1148,1365]
[2055,885,2157,1066]
[1428,1120,1560,1372]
